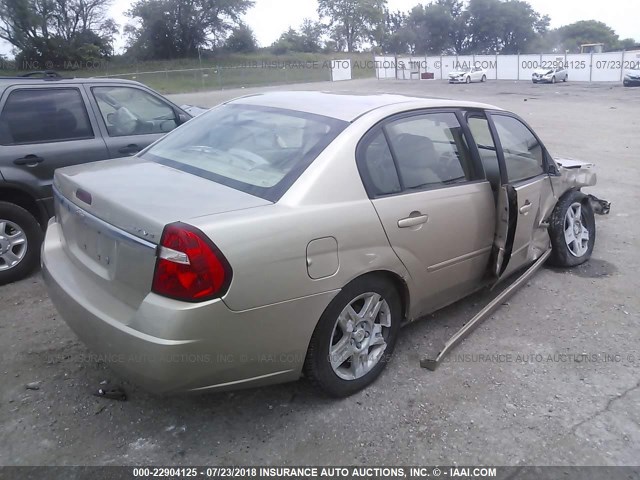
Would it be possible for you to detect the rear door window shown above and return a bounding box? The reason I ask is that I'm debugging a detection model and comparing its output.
[0,88,93,145]
[358,129,401,197]
[143,104,347,201]
[384,112,477,190]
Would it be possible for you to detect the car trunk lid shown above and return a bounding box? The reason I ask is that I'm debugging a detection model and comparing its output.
[53,157,270,311]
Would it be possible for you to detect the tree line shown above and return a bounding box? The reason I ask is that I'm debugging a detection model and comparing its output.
[0,0,637,65]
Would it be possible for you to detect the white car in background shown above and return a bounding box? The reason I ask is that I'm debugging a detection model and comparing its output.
[532,67,568,84]
[448,66,487,84]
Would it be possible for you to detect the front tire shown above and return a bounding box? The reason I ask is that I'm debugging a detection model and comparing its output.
[466,76,471,84]
[0,202,43,285]
[304,275,402,397]
[548,191,595,267]
[481,75,487,82]
[551,76,557,84]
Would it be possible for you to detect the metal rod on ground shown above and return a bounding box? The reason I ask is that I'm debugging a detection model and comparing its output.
[420,249,552,371]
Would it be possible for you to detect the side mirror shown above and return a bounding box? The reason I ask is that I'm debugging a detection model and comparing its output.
[177,112,191,125]
[547,163,560,176]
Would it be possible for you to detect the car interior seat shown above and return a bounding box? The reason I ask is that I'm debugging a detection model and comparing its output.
[393,133,441,188]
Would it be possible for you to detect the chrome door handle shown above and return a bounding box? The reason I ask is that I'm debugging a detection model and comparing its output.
[519,201,532,215]
[14,154,44,166]
[398,213,429,228]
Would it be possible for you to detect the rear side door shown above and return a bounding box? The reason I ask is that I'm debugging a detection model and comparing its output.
[0,85,109,205]
[484,112,553,279]
[84,84,187,157]
[357,110,496,317]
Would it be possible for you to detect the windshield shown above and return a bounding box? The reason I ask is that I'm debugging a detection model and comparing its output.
[142,103,348,201]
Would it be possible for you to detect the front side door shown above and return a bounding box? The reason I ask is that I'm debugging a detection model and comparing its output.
[357,110,496,317]
[486,113,553,278]
[85,84,184,157]
[0,85,109,203]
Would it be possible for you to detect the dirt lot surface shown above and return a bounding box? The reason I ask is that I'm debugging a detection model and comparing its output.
[1,78,639,467]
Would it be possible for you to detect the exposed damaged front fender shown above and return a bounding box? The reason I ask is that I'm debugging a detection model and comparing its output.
[551,157,610,215]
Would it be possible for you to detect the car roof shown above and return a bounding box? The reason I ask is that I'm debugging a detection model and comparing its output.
[229,91,501,122]
[0,76,147,89]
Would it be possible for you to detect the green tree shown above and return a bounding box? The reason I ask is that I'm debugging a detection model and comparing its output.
[465,0,548,54]
[270,28,302,54]
[270,20,324,54]
[407,2,461,54]
[298,19,324,53]
[317,0,386,52]
[0,0,117,64]
[556,20,623,52]
[379,9,413,54]
[224,23,256,52]
[125,0,253,59]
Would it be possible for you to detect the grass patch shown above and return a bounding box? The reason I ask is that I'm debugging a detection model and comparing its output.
[1,53,375,94]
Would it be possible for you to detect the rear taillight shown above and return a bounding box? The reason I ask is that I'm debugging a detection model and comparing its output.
[152,222,232,302]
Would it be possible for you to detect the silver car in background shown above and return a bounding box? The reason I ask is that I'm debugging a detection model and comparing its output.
[532,67,568,83]
[43,92,605,397]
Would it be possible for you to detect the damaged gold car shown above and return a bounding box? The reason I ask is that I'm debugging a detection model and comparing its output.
[42,93,609,397]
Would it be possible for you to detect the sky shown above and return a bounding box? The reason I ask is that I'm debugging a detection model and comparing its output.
[1,0,638,56]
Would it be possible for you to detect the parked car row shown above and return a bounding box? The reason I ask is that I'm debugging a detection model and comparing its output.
[446,66,571,84]
[0,74,194,284]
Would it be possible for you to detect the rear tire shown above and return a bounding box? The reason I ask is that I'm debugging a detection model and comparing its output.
[304,275,402,397]
[0,202,43,285]
[481,75,487,82]
[548,191,595,268]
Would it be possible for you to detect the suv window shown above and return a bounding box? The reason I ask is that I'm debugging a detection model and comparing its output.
[492,115,545,183]
[358,129,401,197]
[385,112,476,190]
[0,88,93,145]
[92,86,177,137]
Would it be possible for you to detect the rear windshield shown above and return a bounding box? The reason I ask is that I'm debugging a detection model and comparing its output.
[142,103,348,201]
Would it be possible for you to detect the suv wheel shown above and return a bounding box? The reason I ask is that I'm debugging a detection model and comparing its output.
[0,202,43,285]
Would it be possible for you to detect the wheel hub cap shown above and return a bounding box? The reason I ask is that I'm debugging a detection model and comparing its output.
[329,292,392,381]
[0,219,28,271]
[0,236,9,254]
[564,203,589,258]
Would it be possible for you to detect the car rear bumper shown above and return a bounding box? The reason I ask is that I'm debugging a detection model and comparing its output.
[623,77,640,87]
[42,220,338,394]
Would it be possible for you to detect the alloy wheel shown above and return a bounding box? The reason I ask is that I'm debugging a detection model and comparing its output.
[564,202,590,257]
[0,219,28,271]
[329,292,392,381]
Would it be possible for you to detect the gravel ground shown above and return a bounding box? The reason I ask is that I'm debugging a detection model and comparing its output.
[1,78,639,467]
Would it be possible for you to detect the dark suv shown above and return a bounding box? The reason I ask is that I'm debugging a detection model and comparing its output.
[0,74,192,284]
